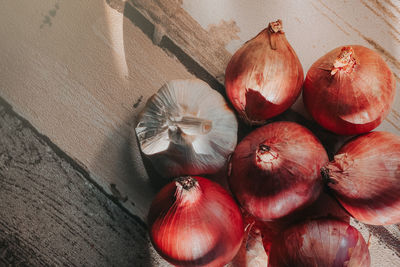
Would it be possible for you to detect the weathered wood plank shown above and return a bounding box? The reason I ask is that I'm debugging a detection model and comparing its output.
[0,0,194,221]
[126,0,233,84]
[1,98,400,266]
[1,0,400,265]
[129,0,400,132]
[0,100,169,267]
[1,0,399,222]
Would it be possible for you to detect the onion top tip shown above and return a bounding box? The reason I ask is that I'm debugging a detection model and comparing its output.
[320,166,338,185]
[256,144,280,170]
[331,46,356,75]
[268,19,283,33]
[175,176,198,191]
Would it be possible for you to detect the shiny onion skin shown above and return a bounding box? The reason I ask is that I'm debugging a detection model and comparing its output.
[148,176,244,267]
[322,131,400,225]
[228,121,328,221]
[225,20,303,125]
[303,46,396,135]
[135,79,237,178]
[269,219,370,267]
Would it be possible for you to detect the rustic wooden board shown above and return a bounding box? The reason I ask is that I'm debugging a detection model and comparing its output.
[1,97,400,266]
[2,0,399,221]
[128,0,400,132]
[0,0,195,220]
[0,0,400,265]
[0,100,168,267]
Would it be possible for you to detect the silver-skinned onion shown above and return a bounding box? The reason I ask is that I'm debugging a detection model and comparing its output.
[135,79,238,177]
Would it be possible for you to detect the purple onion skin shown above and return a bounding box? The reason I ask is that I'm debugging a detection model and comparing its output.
[269,219,370,267]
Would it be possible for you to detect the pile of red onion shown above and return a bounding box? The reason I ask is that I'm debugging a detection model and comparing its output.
[136,19,398,266]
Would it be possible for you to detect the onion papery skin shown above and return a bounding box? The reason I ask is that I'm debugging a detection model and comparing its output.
[148,176,244,267]
[323,131,400,225]
[228,121,328,221]
[225,20,303,125]
[269,219,370,267]
[228,222,268,267]
[303,45,396,135]
[135,79,238,178]
[246,191,350,260]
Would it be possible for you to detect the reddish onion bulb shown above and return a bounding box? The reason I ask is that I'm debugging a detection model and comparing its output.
[228,121,328,221]
[148,176,244,267]
[322,131,400,225]
[228,223,268,267]
[225,20,303,125]
[269,219,370,267]
[303,46,396,135]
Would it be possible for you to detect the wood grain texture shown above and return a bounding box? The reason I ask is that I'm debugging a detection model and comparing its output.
[129,0,400,132]
[0,0,400,265]
[0,0,194,221]
[0,100,169,267]
[1,97,400,267]
[127,0,233,85]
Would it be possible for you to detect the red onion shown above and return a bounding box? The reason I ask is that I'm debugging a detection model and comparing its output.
[228,121,328,221]
[322,131,400,225]
[225,20,303,125]
[303,46,396,135]
[269,219,370,267]
[148,176,244,266]
[259,191,350,239]
[249,191,350,261]
[228,222,268,267]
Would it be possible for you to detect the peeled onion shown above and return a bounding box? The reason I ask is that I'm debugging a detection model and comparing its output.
[135,79,238,177]
[228,121,328,221]
[322,131,400,225]
[225,20,304,125]
[303,46,396,135]
[268,219,370,267]
[148,176,244,267]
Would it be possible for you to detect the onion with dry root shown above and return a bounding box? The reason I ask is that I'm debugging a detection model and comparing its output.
[228,121,328,221]
[225,20,303,125]
[148,176,244,267]
[303,46,396,135]
[322,131,400,225]
[268,219,370,267]
[135,79,237,178]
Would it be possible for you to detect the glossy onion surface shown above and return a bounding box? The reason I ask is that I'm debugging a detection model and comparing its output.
[225,20,303,125]
[135,79,237,177]
[303,46,395,135]
[269,219,370,267]
[323,131,400,225]
[148,176,244,267]
[228,121,328,221]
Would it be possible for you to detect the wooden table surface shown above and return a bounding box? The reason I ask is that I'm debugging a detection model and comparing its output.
[0,0,399,266]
